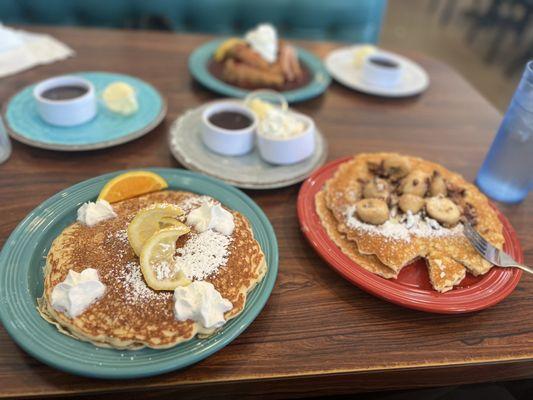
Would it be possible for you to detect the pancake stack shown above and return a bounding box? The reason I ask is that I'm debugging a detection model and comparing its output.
[39,191,266,349]
[316,153,504,292]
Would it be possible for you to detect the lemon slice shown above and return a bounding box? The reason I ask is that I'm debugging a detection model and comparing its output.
[98,171,168,203]
[102,82,138,115]
[127,205,186,256]
[140,227,191,291]
[214,38,244,61]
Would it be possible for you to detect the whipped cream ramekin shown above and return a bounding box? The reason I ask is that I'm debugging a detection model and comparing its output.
[201,101,257,156]
[33,75,97,127]
[257,112,315,165]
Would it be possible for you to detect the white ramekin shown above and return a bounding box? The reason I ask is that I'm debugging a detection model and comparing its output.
[33,75,97,127]
[361,52,403,87]
[201,101,257,156]
[257,112,316,165]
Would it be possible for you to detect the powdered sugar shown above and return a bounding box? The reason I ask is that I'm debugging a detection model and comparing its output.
[117,261,164,304]
[108,196,232,305]
[114,229,128,245]
[344,205,463,242]
[175,230,232,280]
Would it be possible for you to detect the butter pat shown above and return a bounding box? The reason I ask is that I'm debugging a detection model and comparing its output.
[102,81,138,115]
[77,200,117,227]
[174,281,232,329]
[354,45,377,68]
[51,268,106,318]
[186,203,235,236]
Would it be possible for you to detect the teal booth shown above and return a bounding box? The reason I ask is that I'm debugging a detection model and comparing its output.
[0,0,387,43]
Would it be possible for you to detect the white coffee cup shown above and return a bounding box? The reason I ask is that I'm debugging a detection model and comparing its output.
[361,53,403,87]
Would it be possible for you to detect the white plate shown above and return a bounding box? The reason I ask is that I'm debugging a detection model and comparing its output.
[168,104,328,190]
[325,46,429,97]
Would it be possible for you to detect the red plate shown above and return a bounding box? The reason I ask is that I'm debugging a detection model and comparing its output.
[297,157,523,314]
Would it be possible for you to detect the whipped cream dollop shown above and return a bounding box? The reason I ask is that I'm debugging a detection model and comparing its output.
[186,203,235,236]
[77,200,117,227]
[259,108,307,139]
[174,281,233,330]
[245,23,278,63]
[51,268,106,318]
[248,98,307,139]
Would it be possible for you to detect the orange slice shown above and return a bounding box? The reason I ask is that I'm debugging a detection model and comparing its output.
[98,171,168,203]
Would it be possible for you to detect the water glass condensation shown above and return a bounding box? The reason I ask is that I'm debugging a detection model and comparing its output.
[476,61,533,203]
[0,116,12,164]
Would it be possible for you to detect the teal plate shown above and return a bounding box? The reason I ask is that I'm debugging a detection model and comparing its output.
[189,39,331,103]
[0,168,278,379]
[4,72,166,151]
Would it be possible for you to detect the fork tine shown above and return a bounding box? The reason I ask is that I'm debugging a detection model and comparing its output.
[468,236,486,254]
[463,222,526,268]
[463,224,486,249]
[463,224,489,252]
[463,223,498,264]
[464,223,487,248]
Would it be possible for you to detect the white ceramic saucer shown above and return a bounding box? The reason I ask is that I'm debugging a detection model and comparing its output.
[168,103,328,190]
[325,45,429,97]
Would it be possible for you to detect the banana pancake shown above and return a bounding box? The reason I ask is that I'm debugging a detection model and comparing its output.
[315,190,397,279]
[39,190,266,349]
[321,153,504,292]
[425,251,466,293]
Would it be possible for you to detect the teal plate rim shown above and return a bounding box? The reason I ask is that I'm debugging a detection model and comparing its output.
[3,71,167,152]
[188,39,331,103]
[0,168,278,379]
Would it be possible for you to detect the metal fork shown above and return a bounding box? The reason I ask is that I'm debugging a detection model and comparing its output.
[463,222,533,274]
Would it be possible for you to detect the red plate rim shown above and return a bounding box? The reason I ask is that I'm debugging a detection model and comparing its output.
[297,157,523,314]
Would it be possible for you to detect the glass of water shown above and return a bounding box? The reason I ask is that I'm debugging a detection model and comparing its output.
[476,61,533,203]
[0,116,12,164]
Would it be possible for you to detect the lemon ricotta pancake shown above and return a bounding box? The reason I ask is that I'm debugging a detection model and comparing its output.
[318,153,504,292]
[39,190,266,349]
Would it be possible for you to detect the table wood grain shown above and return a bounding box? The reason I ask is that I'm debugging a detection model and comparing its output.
[0,26,531,399]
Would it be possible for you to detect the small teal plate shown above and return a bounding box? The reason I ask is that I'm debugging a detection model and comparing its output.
[189,39,331,103]
[4,72,166,151]
[0,169,278,379]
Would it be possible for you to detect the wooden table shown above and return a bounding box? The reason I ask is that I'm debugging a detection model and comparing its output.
[0,26,532,399]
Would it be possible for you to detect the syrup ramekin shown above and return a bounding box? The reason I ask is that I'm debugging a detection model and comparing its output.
[201,101,257,156]
[33,75,97,127]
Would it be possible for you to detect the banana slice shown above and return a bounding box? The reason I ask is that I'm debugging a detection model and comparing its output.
[430,171,447,196]
[127,205,185,256]
[401,170,430,197]
[214,38,245,61]
[426,196,461,227]
[383,155,411,179]
[140,227,191,291]
[398,193,425,214]
[355,198,389,225]
[363,177,390,201]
